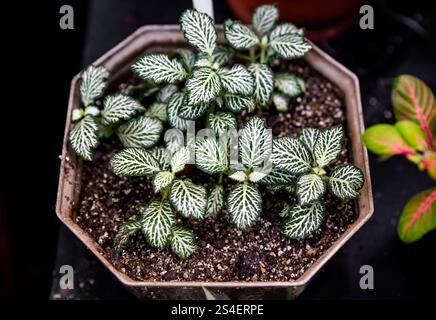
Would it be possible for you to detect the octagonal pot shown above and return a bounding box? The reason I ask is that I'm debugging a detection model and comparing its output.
[56,25,374,300]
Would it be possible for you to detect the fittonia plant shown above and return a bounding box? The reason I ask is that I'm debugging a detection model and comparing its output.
[67,5,365,259]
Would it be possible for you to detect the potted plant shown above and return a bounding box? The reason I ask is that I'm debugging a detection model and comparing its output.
[56,5,373,299]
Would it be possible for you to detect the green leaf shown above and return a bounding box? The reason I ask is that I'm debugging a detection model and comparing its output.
[179,102,209,120]
[208,112,237,134]
[270,34,312,59]
[296,174,325,205]
[362,124,416,156]
[328,164,364,200]
[395,120,428,152]
[114,219,141,251]
[153,171,175,193]
[229,171,248,182]
[271,136,312,174]
[270,23,304,40]
[228,183,262,230]
[117,116,163,148]
[218,64,254,95]
[392,75,435,150]
[258,167,295,185]
[313,125,344,167]
[101,94,145,126]
[224,94,255,113]
[149,147,171,171]
[171,147,190,174]
[111,148,160,176]
[167,92,189,130]
[239,117,272,168]
[132,54,187,83]
[248,171,268,182]
[397,187,436,243]
[79,65,109,107]
[180,9,217,55]
[170,179,207,219]
[283,202,325,239]
[248,63,274,106]
[157,84,178,103]
[274,73,305,97]
[195,137,228,174]
[145,102,168,122]
[69,116,99,161]
[272,93,289,112]
[176,49,196,72]
[170,225,196,259]
[252,4,278,34]
[206,185,225,217]
[141,200,176,249]
[224,20,259,49]
[300,127,319,152]
[186,67,222,105]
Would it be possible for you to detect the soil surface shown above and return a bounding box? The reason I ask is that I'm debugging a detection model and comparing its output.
[75,60,356,282]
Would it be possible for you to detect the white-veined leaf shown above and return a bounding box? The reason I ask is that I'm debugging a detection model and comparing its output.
[313,125,344,167]
[149,147,171,171]
[186,67,222,105]
[328,165,364,200]
[300,127,319,152]
[111,148,160,176]
[270,34,312,59]
[79,65,109,107]
[171,147,190,174]
[101,94,145,126]
[271,136,312,174]
[170,179,207,219]
[167,92,189,130]
[272,92,289,112]
[296,174,326,205]
[69,116,99,161]
[224,94,255,112]
[206,184,225,217]
[208,112,237,134]
[217,64,254,95]
[114,219,141,251]
[258,167,295,185]
[132,54,187,83]
[179,102,209,120]
[229,171,248,182]
[195,58,213,68]
[283,201,325,239]
[239,117,272,168]
[177,49,196,72]
[278,202,291,218]
[248,63,274,106]
[145,102,168,122]
[249,171,268,182]
[117,116,163,148]
[157,84,178,103]
[170,225,196,259]
[141,200,176,249]
[180,9,217,55]
[274,73,305,97]
[252,4,278,34]
[212,45,233,66]
[270,23,304,40]
[228,183,262,230]
[84,106,100,117]
[224,20,259,49]
[195,137,228,174]
[153,171,175,193]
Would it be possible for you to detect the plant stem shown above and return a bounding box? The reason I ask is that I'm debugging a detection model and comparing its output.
[218,173,223,185]
[234,52,252,62]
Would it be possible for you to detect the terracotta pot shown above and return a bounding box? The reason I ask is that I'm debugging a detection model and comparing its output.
[56,25,374,299]
[226,0,364,40]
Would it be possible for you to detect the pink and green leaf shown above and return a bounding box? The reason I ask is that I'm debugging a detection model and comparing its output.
[420,152,436,181]
[391,75,435,150]
[362,124,416,156]
[394,121,427,152]
[397,187,436,243]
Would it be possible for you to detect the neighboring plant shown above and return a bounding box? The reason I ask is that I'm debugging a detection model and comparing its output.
[363,74,436,242]
[67,5,364,259]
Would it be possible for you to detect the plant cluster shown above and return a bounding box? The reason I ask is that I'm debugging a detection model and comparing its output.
[363,75,436,243]
[68,5,364,259]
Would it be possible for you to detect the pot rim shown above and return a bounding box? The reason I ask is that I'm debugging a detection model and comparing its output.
[56,25,374,288]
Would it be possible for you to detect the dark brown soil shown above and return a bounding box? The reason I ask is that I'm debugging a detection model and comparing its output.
[75,60,356,282]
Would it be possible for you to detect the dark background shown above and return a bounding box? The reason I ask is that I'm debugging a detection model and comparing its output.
[1,0,435,300]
